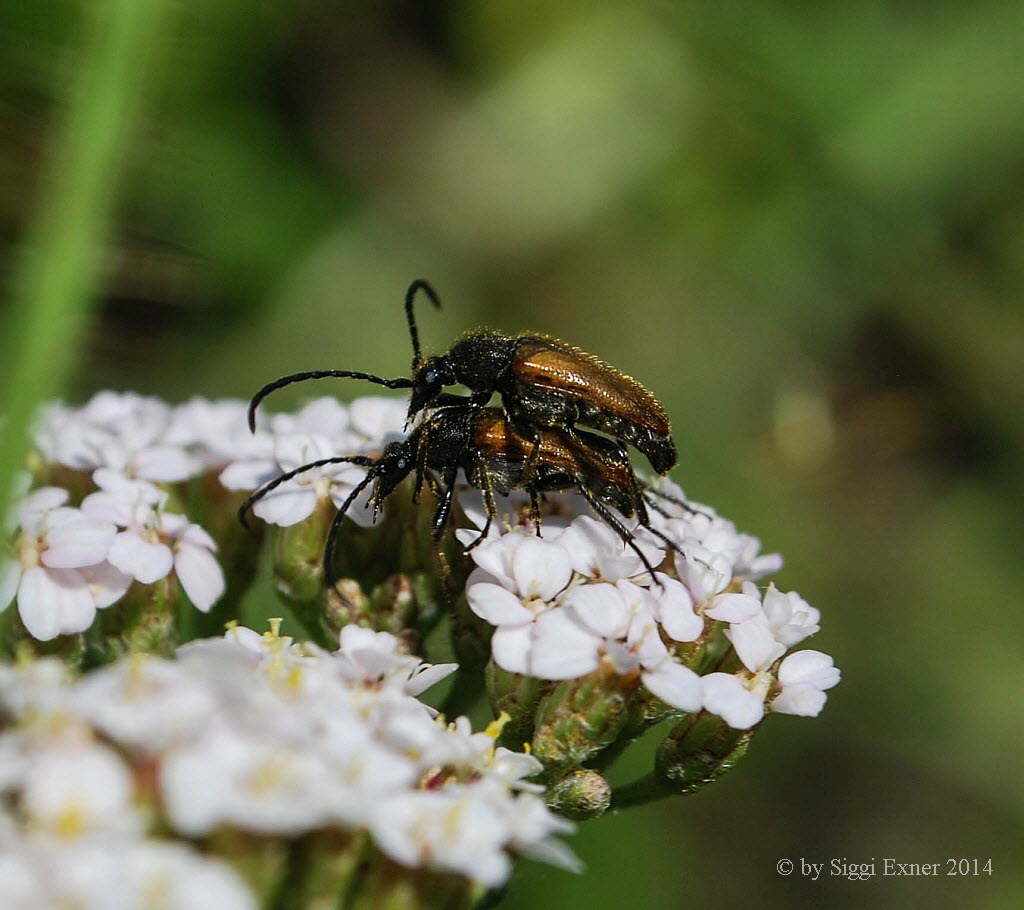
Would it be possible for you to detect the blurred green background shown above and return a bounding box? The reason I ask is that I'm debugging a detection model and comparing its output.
[3,1,1023,907]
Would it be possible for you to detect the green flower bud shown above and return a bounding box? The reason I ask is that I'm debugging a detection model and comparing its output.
[89,574,179,662]
[531,663,638,782]
[653,711,756,795]
[546,769,611,821]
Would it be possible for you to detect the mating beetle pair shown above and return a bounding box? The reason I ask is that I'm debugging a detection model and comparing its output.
[244,280,683,584]
[240,404,685,585]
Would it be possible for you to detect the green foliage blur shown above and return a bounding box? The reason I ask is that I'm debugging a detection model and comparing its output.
[3,2,1022,907]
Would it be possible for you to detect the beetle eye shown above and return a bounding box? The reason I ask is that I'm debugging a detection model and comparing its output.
[397,458,407,469]
[425,370,436,384]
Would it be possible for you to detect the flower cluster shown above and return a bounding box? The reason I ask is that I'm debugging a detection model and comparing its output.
[460,479,839,731]
[3,391,409,645]
[0,623,577,905]
[2,386,841,891]
[1,477,222,642]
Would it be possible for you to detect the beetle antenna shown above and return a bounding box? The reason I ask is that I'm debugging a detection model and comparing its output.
[405,279,442,371]
[238,455,376,530]
[248,371,413,432]
[323,469,381,585]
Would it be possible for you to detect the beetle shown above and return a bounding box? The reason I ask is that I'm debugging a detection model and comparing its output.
[247,281,677,475]
[239,405,681,587]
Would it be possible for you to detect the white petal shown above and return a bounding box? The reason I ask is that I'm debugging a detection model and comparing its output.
[652,573,703,642]
[563,583,629,639]
[293,396,350,437]
[348,396,406,441]
[706,591,761,623]
[181,522,217,550]
[745,552,784,580]
[529,609,601,679]
[134,445,197,482]
[218,459,277,492]
[511,538,573,601]
[467,582,535,626]
[771,684,828,717]
[777,650,840,690]
[491,625,534,675]
[252,483,317,527]
[725,615,785,674]
[80,490,132,525]
[78,562,133,608]
[274,433,334,471]
[560,515,660,581]
[175,544,225,612]
[0,560,21,610]
[467,536,518,584]
[642,661,702,712]
[42,518,116,568]
[93,467,166,507]
[328,478,377,528]
[405,662,459,696]
[23,744,134,832]
[109,532,174,584]
[17,487,69,532]
[18,566,95,640]
[675,550,733,603]
[701,673,764,730]
[763,584,821,646]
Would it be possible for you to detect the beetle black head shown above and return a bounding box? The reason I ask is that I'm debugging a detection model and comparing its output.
[366,439,417,515]
[407,356,457,422]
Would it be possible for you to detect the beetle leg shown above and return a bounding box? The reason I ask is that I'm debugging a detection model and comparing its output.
[643,484,712,519]
[430,466,460,540]
[522,429,542,481]
[412,422,433,504]
[464,466,497,552]
[529,489,543,538]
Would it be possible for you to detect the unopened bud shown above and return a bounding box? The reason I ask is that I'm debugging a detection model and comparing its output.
[96,575,179,659]
[546,769,611,821]
[531,662,638,782]
[654,711,756,795]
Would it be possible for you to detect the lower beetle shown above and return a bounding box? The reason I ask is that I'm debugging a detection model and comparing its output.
[239,405,682,587]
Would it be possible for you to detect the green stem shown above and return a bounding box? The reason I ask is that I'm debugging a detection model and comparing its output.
[0,0,166,516]
[609,772,673,810]
[267,836,314,910]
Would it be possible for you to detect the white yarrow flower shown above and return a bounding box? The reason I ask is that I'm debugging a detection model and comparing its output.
[771,650,841,717]
[2,487,128,640]
[34,391,198,481]
[81,469,224,611]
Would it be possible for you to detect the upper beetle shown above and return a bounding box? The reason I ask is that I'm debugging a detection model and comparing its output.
[248,280,678,475]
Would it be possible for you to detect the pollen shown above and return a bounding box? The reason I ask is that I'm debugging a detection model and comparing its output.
[54,803,88,838]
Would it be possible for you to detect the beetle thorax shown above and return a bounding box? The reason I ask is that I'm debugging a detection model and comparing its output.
[448,331,517,391]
